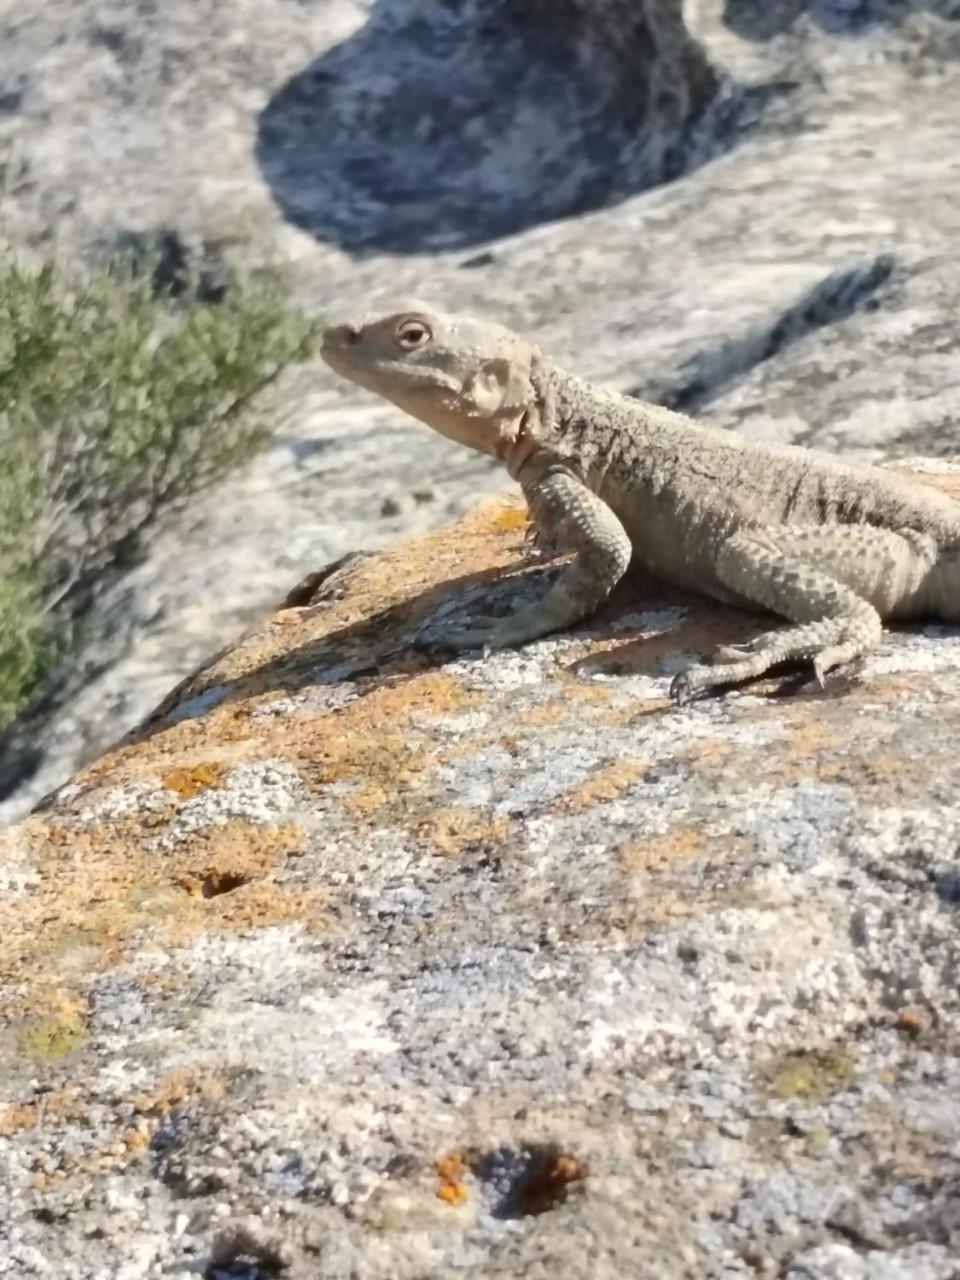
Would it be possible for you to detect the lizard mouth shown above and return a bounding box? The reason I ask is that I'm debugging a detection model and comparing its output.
[319,338,381,386]
[321,341,457,399]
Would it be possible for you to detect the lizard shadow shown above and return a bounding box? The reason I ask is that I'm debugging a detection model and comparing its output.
[558,575,852,703]
[123,556,847,754]
[255,0,787,255]
[120,553,547,744]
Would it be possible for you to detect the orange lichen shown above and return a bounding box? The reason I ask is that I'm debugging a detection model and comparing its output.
[0,816,317,1024]
[551,1154,585,1184]
[174,819,305,887]
[130,1067,225,1118]
[0,1067,226,1187]
[559,758,647,811]
[278,673,480,821]
[487,502,530,533]
[351,671,481,728]
[557,676,613,706]
[437,1182,469,1205]
[162,762,226,799]
[684,737,736,772]
[609,827,728,934]
[895,1007,926,1038]
[415,807,510,856]
[755,720,840,784]
[435,1151,470,1205]
[619,828,705,877]
[516,701,569,728]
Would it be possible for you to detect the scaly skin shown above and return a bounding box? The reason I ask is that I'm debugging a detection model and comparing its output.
[322,301,960,703]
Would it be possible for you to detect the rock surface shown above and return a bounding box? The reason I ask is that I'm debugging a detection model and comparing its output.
[2,464,960,1279]
[2,1,960,819]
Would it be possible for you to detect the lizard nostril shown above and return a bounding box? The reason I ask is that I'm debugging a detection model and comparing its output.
[324,323,361,347]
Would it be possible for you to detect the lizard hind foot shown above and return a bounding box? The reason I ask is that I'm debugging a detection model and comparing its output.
[670,655,773,706]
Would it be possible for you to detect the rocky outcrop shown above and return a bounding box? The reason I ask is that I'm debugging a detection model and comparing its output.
[2,466,960,1278]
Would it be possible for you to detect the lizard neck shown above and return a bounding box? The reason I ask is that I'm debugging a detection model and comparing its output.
[496,361,606,482]
[526,361,630,480]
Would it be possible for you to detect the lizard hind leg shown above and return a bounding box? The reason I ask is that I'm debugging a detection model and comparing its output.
[672,528,884,705]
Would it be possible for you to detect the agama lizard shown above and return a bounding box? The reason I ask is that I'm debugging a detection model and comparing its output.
[321,301,960,703]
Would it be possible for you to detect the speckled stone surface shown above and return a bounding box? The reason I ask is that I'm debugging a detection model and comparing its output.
[2,467,959,1278]
[3,0,960,821]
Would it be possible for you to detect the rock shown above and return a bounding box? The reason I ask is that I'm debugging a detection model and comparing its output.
[1,469,959,1278]
[2,0,960,832]
[257,0,717,253]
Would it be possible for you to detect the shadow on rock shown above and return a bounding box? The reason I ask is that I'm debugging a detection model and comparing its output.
[119,555,802,757]
[255,0,765,255]
[723,0,960,41]
[635,253,896,412]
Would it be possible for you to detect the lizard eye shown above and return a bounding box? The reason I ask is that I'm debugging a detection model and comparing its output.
[394,319,432,350]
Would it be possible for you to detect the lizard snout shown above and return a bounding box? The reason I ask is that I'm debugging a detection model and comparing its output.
[322,322,361,350]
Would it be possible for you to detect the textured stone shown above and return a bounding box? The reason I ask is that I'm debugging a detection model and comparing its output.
[1,465,959,1277]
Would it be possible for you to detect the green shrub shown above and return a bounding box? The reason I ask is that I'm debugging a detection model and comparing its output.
[0,245,318,728]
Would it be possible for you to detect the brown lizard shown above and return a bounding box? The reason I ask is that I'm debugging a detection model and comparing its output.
[321,301,960,703]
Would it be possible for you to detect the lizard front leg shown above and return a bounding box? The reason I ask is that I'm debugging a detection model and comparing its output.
[437,467,633,651]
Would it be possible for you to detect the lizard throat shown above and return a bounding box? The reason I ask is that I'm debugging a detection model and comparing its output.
[499,411,538,480]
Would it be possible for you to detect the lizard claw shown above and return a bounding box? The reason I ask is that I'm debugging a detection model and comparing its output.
[812,658,828,690]
[669,672,693,708]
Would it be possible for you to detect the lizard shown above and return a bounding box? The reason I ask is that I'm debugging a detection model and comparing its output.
[321,300,960,704]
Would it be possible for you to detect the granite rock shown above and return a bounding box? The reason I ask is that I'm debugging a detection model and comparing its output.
[1,466,959,1278]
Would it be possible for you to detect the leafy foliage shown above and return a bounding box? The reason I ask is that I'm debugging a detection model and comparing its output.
[0,245,318,727]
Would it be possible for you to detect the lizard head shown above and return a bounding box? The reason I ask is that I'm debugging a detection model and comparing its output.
[321,300,540,458]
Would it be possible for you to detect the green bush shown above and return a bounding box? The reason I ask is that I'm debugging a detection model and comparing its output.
[0,245,318,729]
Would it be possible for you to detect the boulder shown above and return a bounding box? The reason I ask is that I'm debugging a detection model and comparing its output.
[2,466,960,1278]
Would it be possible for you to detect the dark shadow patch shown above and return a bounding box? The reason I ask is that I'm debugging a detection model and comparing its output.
[108,228,232,304]
[723,0,960,42]
[473,1142,586,1218]
[150,1107,195,1162]
[636,253,896,411]
[255,0,785,255]
[281,551,378,610]
[120,542,871,746]
[194,870,251,900]
[205,1222,291,1279]
[123,548,544,740]
[0,741,44,805]
[0,74,27,115]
